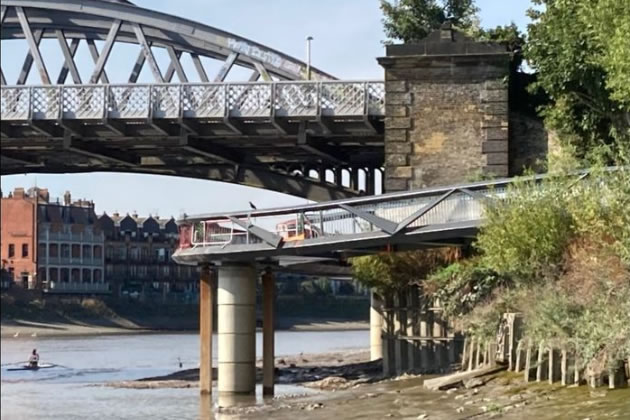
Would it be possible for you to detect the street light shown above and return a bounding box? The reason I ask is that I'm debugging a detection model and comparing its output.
[305,36,313,80]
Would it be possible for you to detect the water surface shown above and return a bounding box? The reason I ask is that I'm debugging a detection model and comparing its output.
[1,330,368,420]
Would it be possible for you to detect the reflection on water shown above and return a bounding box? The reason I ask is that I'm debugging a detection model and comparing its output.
[1,330,367,420]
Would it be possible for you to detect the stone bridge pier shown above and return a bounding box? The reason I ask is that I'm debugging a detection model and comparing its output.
[369,24,515,366]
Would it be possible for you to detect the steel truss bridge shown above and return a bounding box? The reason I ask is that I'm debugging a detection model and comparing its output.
[171,169,606,268]
[0,0,385,201]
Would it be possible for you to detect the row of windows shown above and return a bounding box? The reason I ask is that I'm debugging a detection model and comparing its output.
[105,246,172,262]
[40,267,103,283]
[105,264,196,278]
[7,244,29,259]
[38,243,103,259]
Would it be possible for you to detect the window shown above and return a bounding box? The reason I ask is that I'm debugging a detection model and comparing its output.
[94,269,102,283]
[22,244,28,258]
[8,244,15,258]
[82,269,92,283]
[82,245,92,260]
[130,247,140,261]
[72,244,80,258]
[94,246,102,259]
[61,244,70,258]
[49,243,59,258]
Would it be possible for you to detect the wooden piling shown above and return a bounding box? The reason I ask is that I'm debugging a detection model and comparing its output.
[561,349,567,386]
[515,340,523,373]
[524,340,532,382]
[536,342,545,382]
[461,337,469,372]
[468,338,475,372]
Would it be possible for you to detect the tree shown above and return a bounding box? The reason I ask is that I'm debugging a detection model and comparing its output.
[380,0,479,43]
[525,0,630,159]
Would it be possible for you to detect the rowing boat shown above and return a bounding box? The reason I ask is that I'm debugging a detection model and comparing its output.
[6,363,56,371]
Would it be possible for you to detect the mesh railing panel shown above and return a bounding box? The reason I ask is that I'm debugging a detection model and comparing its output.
[320,82,366,116]
[62,86,105,119]
[181,84,225,118]
[1,87,30,120]
[227,84,272,117]
[274,83,318,116]
[152,85,181,118]
[31,87,60,119]
[108,86,150,119]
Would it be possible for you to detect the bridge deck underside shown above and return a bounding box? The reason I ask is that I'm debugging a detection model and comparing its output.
[174,221,479,266]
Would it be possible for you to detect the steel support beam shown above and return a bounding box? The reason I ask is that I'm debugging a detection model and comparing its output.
[132,23,164,82]
[166,47,187,82]
[213,52,238,82]
[254,62,272,82]
[191,53,209,82]
[86,39,110,83]
[178,136,241,165]
[57,38,80,84]
[14,12,47,85]
[55,30,82,84]
[89,19,122,84]
[63,135,138,167]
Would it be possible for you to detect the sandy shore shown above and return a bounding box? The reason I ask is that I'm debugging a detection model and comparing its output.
[0,319,368,338]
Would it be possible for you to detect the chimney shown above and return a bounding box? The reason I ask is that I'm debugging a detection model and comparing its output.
[113,211,120,217]
[132,211,138,218]
[440,20,454,41]
[64,191,71,206]
[13,188,25,199]
[39,188,50,203]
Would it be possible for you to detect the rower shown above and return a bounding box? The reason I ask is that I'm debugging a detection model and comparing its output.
[28,349,39,368]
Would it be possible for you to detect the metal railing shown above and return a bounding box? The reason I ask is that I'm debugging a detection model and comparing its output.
[174,168,615,258]
[1,81,385,121]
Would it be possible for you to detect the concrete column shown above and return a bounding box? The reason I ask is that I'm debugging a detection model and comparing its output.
[370,291,383,361]
[262,269,275,396]
[217,263,256,394]
[199,265,213,394]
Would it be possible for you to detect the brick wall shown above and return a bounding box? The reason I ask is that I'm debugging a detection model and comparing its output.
[1,194,37,287]
[379,26,511,192]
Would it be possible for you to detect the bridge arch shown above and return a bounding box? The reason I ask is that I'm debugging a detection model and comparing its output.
[0,0,336,85]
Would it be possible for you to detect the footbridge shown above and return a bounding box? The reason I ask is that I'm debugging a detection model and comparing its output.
[0,0,385,201]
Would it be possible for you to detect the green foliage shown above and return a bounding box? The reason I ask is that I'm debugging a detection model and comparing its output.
[380,0,479,43]
[352,249,460,294]
[525,0,630,157]
[475,177,574,280]
[425,260,507,318]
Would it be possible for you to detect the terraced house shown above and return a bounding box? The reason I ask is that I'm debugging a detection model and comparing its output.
[98,211,199,302]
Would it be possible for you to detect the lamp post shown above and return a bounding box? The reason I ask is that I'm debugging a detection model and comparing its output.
[305,36,313,80]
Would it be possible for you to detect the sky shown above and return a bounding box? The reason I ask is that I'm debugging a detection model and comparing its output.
[0,0,533,219]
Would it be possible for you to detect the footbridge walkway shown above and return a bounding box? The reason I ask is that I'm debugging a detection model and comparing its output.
[173,174,518,265]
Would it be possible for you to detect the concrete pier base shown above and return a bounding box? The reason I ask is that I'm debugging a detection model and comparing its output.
[217,263,256,395]
[262,269,275,396]
[370,291,383,361]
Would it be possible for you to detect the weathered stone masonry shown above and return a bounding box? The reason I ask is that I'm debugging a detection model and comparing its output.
[378,24,512,192]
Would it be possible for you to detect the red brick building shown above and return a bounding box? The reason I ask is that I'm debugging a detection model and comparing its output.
[0,187,40,289]
[1,187,106,293]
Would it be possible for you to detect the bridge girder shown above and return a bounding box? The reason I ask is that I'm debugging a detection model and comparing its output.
[0,0,336,84]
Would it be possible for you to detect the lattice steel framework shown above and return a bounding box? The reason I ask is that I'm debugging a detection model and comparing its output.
[0,0,386,201]
[0,0,336,85]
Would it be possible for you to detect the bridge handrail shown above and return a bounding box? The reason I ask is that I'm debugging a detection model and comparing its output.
[175,167,622,251]
[0,81,385,120]
[178,167,621,224]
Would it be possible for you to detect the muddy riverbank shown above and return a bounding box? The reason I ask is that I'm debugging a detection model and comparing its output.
[107,349,630,419]
[0,318,368,338]
[106,350,379,390]
[225,370,630,419]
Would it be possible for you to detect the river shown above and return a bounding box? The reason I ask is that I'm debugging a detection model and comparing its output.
[1,330,368,420]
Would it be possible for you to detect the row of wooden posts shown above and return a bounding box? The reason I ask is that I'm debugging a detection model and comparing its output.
[381,303,629,389]
[380,287,464,375]
[463,313,629,389]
